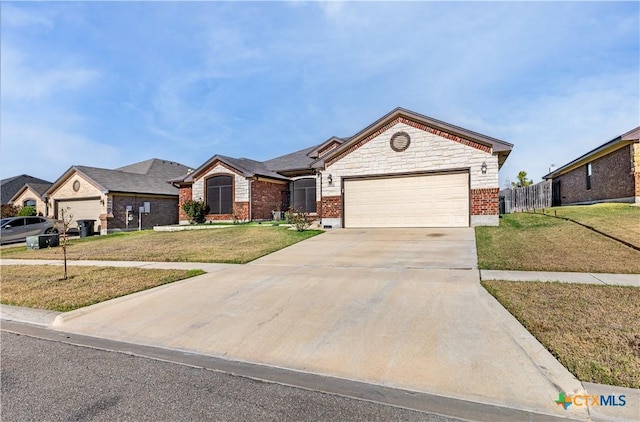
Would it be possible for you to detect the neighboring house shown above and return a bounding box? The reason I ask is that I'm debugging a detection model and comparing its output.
[1,174,52,208]
[10,182,53,216]
[543,126,640,206]
[46,159,192,234]
[173,107,513,228]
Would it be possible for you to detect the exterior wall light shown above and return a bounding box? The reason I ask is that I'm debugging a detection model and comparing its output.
[481,162,487,175]
[328,174,333,184]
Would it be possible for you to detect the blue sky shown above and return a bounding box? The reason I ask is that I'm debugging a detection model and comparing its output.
[2,1,638,188]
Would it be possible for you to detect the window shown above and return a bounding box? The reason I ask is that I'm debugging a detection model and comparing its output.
[206,175,233,214]
[23,199,36,207]
[292,178,316,213]
[586,162,592,190]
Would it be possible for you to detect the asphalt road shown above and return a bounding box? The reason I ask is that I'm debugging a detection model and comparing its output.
[1,331,462,422]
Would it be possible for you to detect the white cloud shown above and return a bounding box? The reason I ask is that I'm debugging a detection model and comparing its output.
[1,3,54,29]
[1,48,100,102]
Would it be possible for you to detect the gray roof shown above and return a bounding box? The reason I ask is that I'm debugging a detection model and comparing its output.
[50,159,191,197]
[263,145,319,172]
[179,107,513,182]
[543,126,640,180]
[1,174,52,204]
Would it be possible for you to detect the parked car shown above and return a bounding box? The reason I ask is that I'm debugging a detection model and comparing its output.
[0,216,59,244]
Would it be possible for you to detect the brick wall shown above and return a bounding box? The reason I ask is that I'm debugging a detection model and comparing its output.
[107,194,178,232]
[321,196,342,218]
[251,180,286,220]
[554,145,634,204]
[471,188,499,215]
[205,201,249,221]
[178,186,192,222]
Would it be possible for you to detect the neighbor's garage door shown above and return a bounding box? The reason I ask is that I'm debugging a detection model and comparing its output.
[57,199,101,229]
[343,172,469,228]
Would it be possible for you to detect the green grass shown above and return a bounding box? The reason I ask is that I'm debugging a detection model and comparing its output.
[482,280,640,388]
[475,211,640,273]
[1,226,323,264]
[1,266,204,312]
[544,203,640,247]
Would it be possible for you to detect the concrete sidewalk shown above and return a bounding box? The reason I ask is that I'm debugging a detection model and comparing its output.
[0,258,232,273]
[481,270,639,287]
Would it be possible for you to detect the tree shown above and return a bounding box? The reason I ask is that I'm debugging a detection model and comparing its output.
[511,171,533,188]
[17,206,37,216]
[56,207,73,280]
[0,204,19,218]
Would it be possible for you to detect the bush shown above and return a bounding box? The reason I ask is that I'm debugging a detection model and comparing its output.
[17,206,37,216]
[286,208,312,232]
[1,204,19,218]
[181,200,208,224]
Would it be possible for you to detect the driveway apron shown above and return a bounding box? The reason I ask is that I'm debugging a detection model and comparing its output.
[53,228,588,420]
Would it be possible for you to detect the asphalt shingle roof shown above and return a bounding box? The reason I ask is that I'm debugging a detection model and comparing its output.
[1,175,52,204]
[74,159,191,196]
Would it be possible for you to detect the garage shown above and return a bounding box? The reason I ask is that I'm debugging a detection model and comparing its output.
[343,172,469,228]
[56,199,101,230]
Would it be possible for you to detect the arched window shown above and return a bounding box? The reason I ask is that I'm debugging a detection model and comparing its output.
[23,199,36,207]
[206,175,233,214]
[292,178,316,213]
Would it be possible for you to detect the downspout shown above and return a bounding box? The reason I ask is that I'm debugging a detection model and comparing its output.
[249,178,253,221]
[318,171,323,226]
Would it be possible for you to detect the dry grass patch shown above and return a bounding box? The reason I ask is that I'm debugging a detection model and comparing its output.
[482,280,640,388]
[1,226,322,263]
[1,265,204,311]
[475,213,640,273]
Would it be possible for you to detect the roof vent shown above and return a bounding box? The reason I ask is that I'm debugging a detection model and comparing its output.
[390,132,411,152]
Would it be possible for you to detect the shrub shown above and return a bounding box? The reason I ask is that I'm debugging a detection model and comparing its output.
[286,208,312,232]
[17,206,37,216]
[1,204,19,218]
[181,200,207,224]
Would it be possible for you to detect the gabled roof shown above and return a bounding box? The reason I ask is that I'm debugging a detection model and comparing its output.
[47,159,191,197]
[1,174,52,204]
[9,182,52,203]
[314,107,513,169]
[177,107,513,183]
[543,126,640,180]
[181,154,290,183]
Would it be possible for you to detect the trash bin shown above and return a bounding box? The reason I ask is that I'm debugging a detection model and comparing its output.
[77,219,95,238]
[26,234,59,249]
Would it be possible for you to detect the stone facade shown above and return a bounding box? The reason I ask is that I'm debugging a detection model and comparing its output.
[192,162,249,203]
[553,144,636,205]
[12,187,47,216]
[321,122,499,227]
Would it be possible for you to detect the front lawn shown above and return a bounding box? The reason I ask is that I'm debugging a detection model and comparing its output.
[1,266,204,312]
[475,212,640,273]
[0,226,323,264]
[546,203,640,247]
[482,280,640,388]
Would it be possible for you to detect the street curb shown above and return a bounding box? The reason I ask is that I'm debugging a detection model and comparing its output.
[2,320,584,422]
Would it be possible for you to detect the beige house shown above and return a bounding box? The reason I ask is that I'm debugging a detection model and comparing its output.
[46,159,191,234]
[174,108,513,227]
[10,182,52,216]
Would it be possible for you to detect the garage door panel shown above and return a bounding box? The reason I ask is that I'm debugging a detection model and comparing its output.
[58,200,101,229]
[344,173,469,228]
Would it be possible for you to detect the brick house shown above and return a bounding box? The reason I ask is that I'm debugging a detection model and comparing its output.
[543,126,640,206]
[46,159,191,234]
[173,108,512,228]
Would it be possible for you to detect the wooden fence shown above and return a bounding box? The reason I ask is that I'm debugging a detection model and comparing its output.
[499,180,552,213]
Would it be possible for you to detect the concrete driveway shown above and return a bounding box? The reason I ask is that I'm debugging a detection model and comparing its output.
[53,228,587,420]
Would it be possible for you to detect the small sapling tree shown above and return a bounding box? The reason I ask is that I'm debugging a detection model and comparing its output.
[56,207,73,280]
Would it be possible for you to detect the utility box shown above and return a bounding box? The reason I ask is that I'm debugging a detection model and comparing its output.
[26,234,60,250]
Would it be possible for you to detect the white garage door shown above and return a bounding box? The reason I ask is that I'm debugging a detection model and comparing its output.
[343,172,469,228]
[57,199,101,229]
